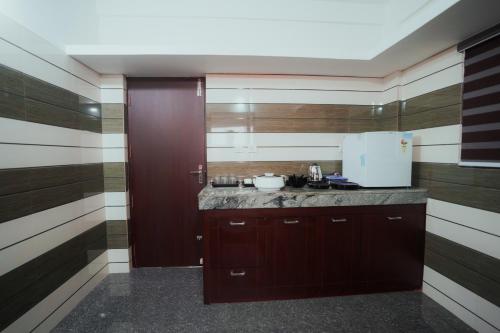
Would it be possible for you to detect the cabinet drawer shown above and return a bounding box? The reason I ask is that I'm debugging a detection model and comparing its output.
[214,268,257,301]
[212,218,259,268]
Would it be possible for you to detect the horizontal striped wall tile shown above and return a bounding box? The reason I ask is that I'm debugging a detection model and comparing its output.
[206,74,384,91]
[103,148,127,162]
[426,215,500,260]
[0,208,105,276]
[105,192,129,206]
[400,84,462,131]
[0,117,102,147]
[423,266,500,332]
[427,199,500,237]
[0,178,104,224]
[0,164,103,196]
[105,206,129,220]
[102,118,125,134]
[401,48,463,86]
[425,236,500,307]
[106,220,128,249]
[412,144,460,163]
[3,252,108,333]
[206,88,384,105]
[0,193,104,250]
[207,146,341,162]
[103,162,127,192]
[207,160,342,178]
[0,90,25,120]
[104,178,127,192]
[207,103,398,133]
[414,178,500,213]
[102,103,126,119]
[400,63,463,101]
[0,222,106,331]
[413,162,500,190]
[207,133,346,148]
[102,134,127,148]
[410,125,461,146]
[0,144,102,168]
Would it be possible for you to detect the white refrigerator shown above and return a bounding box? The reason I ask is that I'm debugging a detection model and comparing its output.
[342,132,413,187]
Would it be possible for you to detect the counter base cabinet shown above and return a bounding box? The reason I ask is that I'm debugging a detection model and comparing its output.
[202,204,426,304]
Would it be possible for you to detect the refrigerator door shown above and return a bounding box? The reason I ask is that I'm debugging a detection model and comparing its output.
[364,132,412,187]
[342,133,366,185]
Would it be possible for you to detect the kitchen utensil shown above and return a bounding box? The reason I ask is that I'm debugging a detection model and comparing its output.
[286,174,308,188]
[307,181,330,189]
[253,173,285,191]
[331,182,359,190]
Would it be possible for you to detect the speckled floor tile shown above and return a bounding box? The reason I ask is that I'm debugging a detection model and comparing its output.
[52,267,473,333]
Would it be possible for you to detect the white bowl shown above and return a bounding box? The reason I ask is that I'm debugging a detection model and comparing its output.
[253,173,285,191]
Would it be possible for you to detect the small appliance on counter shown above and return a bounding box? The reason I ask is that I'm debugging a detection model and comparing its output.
[253,173,285,192]
[342,131,412,187]
[308,163,323,182]
[210,175,239,187]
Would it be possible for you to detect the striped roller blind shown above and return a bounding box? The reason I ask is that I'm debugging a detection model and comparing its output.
[462,33,500,165]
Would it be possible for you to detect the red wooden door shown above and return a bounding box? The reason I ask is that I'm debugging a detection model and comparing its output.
[128,78,205,267]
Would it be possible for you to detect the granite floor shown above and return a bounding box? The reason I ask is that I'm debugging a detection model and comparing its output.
[53,268,473,333]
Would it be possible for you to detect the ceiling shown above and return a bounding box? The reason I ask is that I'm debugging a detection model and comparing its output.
[2,0,500,77]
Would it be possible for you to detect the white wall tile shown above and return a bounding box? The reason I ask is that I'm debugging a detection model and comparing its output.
[410,125,461,146]
[0,208,106,276]
[105,206,129,220]
[103,134,128,148]
[207,146,341,162]
[108,248,130,263]
[105,192,129,206]
[427,199,500,237]
[207,133,346,148]
[423,266,500,332]
[0,117,102,147]
[412,144,460,163]
[0,144,103,168]
[0,194,105,250]
[401,63,463,100]
[103,147,128,162]
[426,215,500,260]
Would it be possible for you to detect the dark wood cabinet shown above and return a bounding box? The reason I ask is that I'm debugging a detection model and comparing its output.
[321,214,360,295]
[202,204,425,304]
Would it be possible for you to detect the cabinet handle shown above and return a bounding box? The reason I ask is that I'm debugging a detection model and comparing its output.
[283,219,300,224]
[230,270,246,277]
[331,218,347,223]
[387,216,403,221]
[229,221,246,226]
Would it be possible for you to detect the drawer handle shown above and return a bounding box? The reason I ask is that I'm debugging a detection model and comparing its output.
[387,216,403,221]
[229,221,246,226]
[283,219,300,224]
[331,218,347,223]
[230,270,246,277]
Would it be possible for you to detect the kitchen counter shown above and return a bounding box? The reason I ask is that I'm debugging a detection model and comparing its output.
[198,186,427,210]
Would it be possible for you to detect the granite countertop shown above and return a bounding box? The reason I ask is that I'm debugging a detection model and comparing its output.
[198,186,427,210]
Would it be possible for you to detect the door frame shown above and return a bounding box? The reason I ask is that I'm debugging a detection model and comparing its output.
[126,77,207,267]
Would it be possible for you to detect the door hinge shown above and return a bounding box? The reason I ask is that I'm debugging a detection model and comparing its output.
[199,257,203,265]
[196,78,202,97]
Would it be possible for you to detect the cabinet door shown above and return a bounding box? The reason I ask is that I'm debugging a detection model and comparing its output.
[360,207,425,290]
[271,217,315,290]
[216,218,259,268]
[321,215,359,293]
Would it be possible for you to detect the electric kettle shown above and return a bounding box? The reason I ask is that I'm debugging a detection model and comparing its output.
[308,163,323,182]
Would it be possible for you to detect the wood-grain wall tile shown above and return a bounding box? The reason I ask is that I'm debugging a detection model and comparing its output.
[0,91,25,121]
[413,162,500,190]
[0,65,24,95]
[0,222,106,331]
[425,233,500,306]
[102,103,125,119]
[107,234,129,249]
[207,160,342,178]
[25,99,79,130]
[103,162,126,178]
[102,118,125,134]
[104,177,127,192]
[414,178,500,213]
[24,76,79,111]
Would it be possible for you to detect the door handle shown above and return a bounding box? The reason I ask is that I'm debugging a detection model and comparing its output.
[283,219,300,224]
[189,164,204,184]
[386,216,403,221]
[331,218,347,223]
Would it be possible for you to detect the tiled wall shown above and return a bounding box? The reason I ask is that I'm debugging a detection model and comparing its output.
[205,74,399,178]
[0,64,107,331]
[102,103,130,251]
[400,51,500,332]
